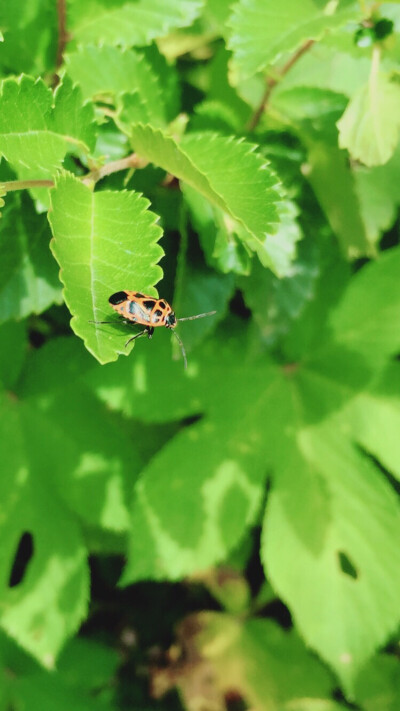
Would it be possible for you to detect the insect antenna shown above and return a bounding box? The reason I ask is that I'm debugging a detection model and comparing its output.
[171,329,187,369]
[177,310,216,323]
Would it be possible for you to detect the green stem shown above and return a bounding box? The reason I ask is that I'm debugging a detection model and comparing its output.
[1,180,54,192]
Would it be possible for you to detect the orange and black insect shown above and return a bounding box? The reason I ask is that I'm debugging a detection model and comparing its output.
[92,291,216,368]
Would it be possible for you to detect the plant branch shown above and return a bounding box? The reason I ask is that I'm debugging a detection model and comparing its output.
[1,180,55,192]
[81,153,147,185]
[56,0,68,73]
[246,39,316,132]
[0,153,148,194]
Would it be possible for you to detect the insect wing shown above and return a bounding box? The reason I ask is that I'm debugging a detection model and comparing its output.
[127,298,152,324]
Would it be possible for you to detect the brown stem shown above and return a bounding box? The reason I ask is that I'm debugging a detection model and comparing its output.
[51,0,68,87]
[247,38,315,132]
[81,153,147,185]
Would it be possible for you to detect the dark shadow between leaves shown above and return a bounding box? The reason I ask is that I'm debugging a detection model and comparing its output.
[8,532,34,588]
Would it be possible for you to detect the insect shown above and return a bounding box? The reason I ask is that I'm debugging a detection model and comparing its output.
[91,291,216,368]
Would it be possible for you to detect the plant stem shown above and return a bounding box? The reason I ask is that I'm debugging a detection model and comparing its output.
[247,39,315,132]
[81,153,147,185]
[55,0,68,78]
[1,180,55,192]
[1,154,148,193]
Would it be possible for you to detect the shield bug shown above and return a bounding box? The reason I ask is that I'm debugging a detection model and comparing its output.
[91,291,216,368]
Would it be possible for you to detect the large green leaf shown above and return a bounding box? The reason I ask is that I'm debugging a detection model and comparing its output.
[130,125,286,273]
[0,393,89,666]
[228,0,360,78]
[48,172,163,364]
[337,73,400,166]
[329,247,400,366]
[68,0,205,46]
[17,339,137,532]
[85,246,400,692]
[262,421,400,695]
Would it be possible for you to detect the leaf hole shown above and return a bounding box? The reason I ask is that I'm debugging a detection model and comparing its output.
[337,550,358,580]
[9,532,34,588]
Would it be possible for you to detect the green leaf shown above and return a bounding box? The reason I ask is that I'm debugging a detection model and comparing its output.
[15,336,137,532]
[0,321,27,390]
[48,172,163,364]
[0,192,62,323]
[0,393,89,665]
[262,422,400,695]
[306,143,370,257]
[337,73,400,166]
[68,0,205,46]
[130,125,284,273]
[329,247,400,367]
[343,363,400,484]
[183,184,252,275]
[228,0,361,79]
[0,75,95,174]
[0,0,57,75]
[65,45,166,127]
[354,145,400,246]
[241,238,319,346]
[121,416,267,583]
[90,246,400,691]
[354,653,400,711]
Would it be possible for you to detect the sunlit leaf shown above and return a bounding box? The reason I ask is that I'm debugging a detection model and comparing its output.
[48,172,163,364]
[337,73,400,166]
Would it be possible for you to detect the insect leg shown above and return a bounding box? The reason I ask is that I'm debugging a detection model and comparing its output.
[125,329,148,347]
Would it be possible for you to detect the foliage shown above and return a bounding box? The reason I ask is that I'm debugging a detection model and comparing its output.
[0,0,400,709]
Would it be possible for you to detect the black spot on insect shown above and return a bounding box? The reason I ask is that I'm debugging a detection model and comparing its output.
[143,299,156,310]
[159,301,166,309]
[154,309,163,318]
[135,292,145,299]
[109,291,128,305]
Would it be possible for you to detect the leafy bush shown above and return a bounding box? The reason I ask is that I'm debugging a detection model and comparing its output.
[1,0,400,709]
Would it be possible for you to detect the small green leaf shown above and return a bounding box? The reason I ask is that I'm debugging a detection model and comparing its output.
[0,192,62,323]
[228,0,361,78]
[337,73,400,166]
[306,143,370,257]
[48,172,163,364]
[65,45,166,126]
[0,75,95,174]
[192,613,334,707]
[354,144,400,246]
[68,0,205,46]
